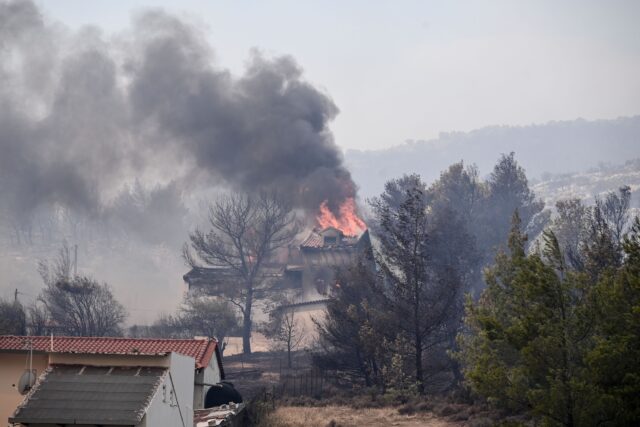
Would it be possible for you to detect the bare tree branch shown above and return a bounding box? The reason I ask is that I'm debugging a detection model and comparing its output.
[184,190,298,354]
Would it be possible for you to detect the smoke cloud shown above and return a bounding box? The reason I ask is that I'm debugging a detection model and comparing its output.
[0,0,357,226]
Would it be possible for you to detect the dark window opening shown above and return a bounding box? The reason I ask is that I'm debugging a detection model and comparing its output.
[285,270,303,288]
[324,236,337,245]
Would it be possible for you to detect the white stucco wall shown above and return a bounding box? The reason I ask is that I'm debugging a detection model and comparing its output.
[142,353,194,427]
[194,351,222,409]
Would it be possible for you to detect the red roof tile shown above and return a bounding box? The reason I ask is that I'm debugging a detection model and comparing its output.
[0,335,218,369]
[301,231,324,248]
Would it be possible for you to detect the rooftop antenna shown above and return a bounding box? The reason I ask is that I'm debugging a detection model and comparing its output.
[18,337,35,395]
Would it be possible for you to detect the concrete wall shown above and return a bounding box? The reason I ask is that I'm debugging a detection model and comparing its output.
[291,304,326,346]
[142,353,194,427]
[0,352,48,427]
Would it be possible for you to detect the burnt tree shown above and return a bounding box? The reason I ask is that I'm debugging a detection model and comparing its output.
[184,191,298,354]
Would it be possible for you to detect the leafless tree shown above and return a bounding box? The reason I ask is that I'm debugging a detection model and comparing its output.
[267,307,306,368]
[184,191,298,354]
[38,242,73,286]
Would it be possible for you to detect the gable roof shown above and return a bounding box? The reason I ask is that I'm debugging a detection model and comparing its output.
[0,335,218,369]
[9,364,166,425]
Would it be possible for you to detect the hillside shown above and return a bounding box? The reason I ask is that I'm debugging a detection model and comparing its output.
[531,159,640,208]
[346,116,640,199]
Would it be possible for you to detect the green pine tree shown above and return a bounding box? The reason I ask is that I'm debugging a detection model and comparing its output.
[457,212,596,426]
[584,216,640,425]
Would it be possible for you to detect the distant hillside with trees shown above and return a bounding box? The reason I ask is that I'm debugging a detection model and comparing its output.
[346,116,640,199]
[531,159,640,209]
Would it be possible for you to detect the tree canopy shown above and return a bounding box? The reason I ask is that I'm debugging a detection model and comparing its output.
[457,212,640,426]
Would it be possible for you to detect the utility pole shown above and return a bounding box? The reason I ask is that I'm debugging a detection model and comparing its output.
[74,244,78,276]
[15,288,18,303]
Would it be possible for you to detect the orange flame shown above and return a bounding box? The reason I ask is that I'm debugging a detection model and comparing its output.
[316,197,367,236]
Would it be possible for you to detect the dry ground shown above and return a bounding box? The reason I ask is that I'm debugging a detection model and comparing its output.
[260,405,461,427]
[222,351,502,426]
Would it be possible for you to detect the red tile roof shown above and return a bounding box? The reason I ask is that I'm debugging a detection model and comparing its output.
[0,335,218,369]
[301,231,324,248]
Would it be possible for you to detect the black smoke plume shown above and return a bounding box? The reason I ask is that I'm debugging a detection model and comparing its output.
[0,1,357,228]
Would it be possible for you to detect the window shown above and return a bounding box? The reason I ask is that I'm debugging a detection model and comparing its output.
[324,236,337,245]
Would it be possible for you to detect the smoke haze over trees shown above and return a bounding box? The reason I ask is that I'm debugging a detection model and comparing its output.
[314,158,639,422]
[129,295,239,352]
[0,0,357,319]
[0,0,638,339]
[0,298,26,335]
[315,154,545,392]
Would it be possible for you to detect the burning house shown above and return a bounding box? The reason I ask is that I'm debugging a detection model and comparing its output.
[182,224,371,348]
[181,194,372,349]
[183,226,372,304]
[292,226,371,298]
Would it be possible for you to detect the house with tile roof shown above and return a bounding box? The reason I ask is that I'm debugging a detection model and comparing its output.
[183,227,372,302]
[0,336,225,426]
[181,227,372,347]
[296,227,372,298]
[9,355,194,427]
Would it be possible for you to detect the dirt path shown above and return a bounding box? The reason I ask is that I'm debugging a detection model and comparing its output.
[263,405,461,427]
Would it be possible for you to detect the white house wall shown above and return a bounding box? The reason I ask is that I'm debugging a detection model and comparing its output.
[142,353,194,427]
[194,352,222,409]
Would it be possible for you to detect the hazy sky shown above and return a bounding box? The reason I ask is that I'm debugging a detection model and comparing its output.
[38,0,640,151]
